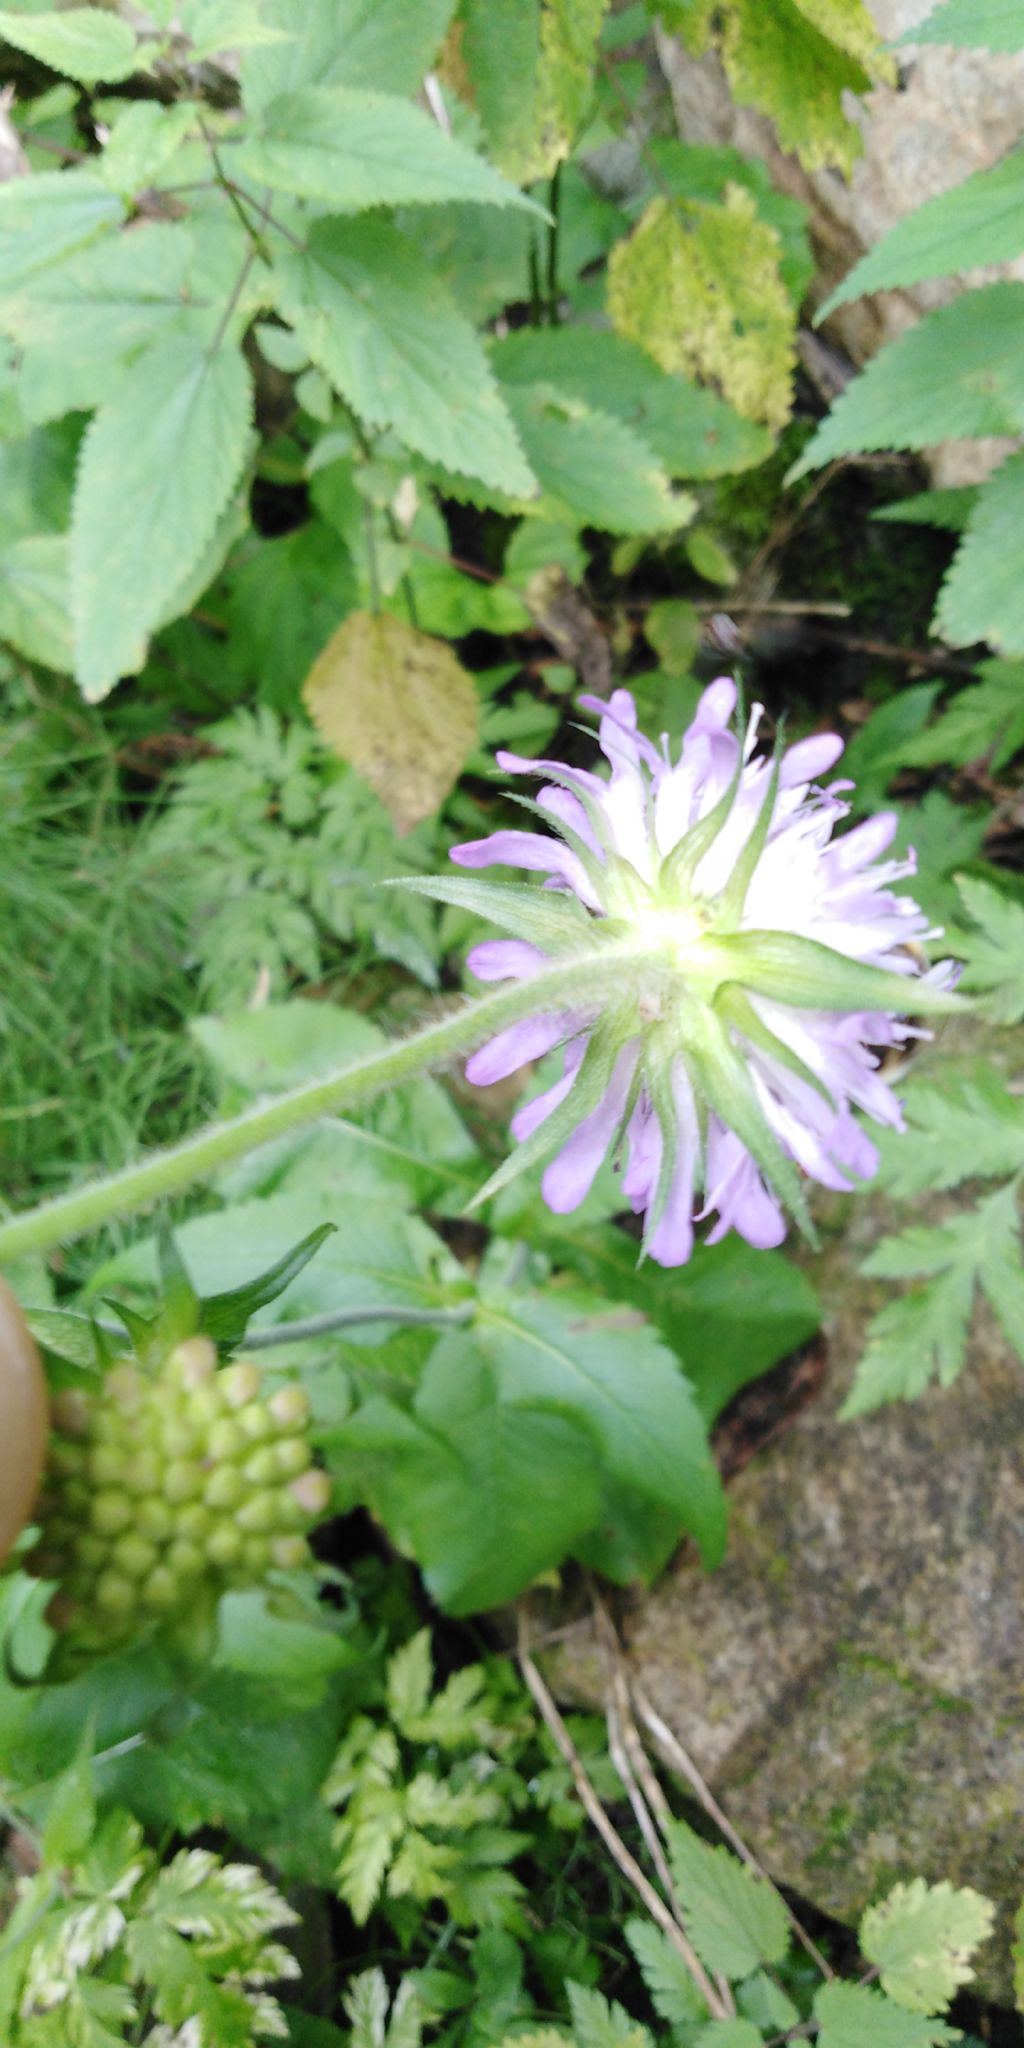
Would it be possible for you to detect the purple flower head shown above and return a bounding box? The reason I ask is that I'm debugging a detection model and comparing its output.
[450,682,959,1267]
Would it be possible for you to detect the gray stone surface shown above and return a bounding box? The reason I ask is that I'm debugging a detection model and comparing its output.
[549,1037,1024,2001]
[655,1,1024,483]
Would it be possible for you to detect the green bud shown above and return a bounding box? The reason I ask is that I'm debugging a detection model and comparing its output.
[289,1469,331,1520]
[90,1489,133,1536]
[95,1570,135,1614]
[242,1535,270,1574]
[166,1539,204,1581]
[162,1417,197,1462]
[186,1384,223,1432]
[268,1384,310,1432]
[220,1360,262,1410]
[169,1336,217,1389]
[273,1438,310,1480]
[237,1491,279,1534]
[206,1524,245,1570]
[204,1466,244,1512]
[75,1533,109,1570]
[123,1452,162,1497]
[164,1461,202,1505]
[136,1497,175,1544]
[241,1446,279,1488]
[206,1417,247,1463]
[112,1534,159,1580]
[237,1402,273,1446]
[176,1501,211,1545]
[269,1534,309,1571]
[141,1565,179,1611]
[88,1444,125,1488]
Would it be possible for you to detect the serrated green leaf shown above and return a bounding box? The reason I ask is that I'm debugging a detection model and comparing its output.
[1,221,195,425]
[665,1819,790,1981]
[936,450,1024,654]
[491,325,770,478]
[235,84,543,214]
[70,334,253,700]
[874,1061,1024,1195]
[861,1877,995,2014]
[97,100,198,198]
[387,1629,434,1732]
[0,170,124,293]
[820,149,1024,314]
[0,6,139,84]
[873,486,978,533]
[272,219,534,496]
[624,1917,709,2029]
[567,1982,651,2048]
[897,0,1024,49]
[697,0,881,175]
[608,191,796,429]
[242,0,456,109]
[791,283,1024,478]
[842,1180,1024,1414]
[499,378,692,532]
[949,874,1024,1020]
[900,658,1024,773]
[813,1978,959,2046]
[0,532,71,669]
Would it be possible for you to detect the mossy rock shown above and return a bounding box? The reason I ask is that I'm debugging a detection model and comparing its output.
[549,1022,1024,2002]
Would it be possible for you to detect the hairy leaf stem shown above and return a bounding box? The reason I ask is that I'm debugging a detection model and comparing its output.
[0,947,657,1262]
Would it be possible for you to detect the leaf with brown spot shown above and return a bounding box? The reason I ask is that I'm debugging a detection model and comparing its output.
[302,610,479,832]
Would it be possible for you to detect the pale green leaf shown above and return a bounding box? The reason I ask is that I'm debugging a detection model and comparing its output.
[97,101,198,198]
[607,192,795,430]
[491,325,770,477]
[181,0,297,59]
[70,334,253,700]
[665,1821,790,1982]
[936,451,1024,654]
[0,533,71,669]
[391,873,591,950]
[860,1878,995,2013]
[821,149,1024,313]
[791,284,1024,477]
[842,1181,1024,1414]
[0,6,139,84]
[874,1061,1024,1194]
[624,1917,709,2029]
[272,219,534,496]
[708,0,879,175]
[499,379,692,532]
[302,609,479,832]
[900,658,1024,773]
[387,1629,434,1732]
[897,0,1024,50]
[0,170,124,293]
[1,221,195,425]
[242,0,456,108]
[813,1978,959,2046]
[949,875,1024,1021]
[235,85,543,214]
[566,1982,651,2048]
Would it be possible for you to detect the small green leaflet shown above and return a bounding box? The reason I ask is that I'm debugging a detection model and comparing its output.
[842,1180,1024,1415]
[900,657,1024,773]
[874,1060,1024,1196]
[948,874,1024,1021]
[813,1979,959,2047]
[0,171,124,294]
[0,533,71,670]
[873,486,978,533]
[242,0,456,108]
[819,149,1024,313]
[665,1820,790,1981]
[566,1982,650,2048]
[935,450,1024,654]
[789,283,1024,478]
[70,333,253,700]
[498,379,694,532]
[896,0,1024,49]
[271,219,535,497]
[860,1878,995,2014]
[623,1918,708,2029]
[235,86,545,215]
[0,7,139,84]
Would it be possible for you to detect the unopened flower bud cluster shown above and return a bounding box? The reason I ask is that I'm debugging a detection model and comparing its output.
[25,1335,330,1649]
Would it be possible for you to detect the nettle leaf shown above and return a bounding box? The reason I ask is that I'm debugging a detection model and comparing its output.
[330,1343,605,1612]
[235,85,543,214]
[70,333,253,700]
[0,533,71,669]
[96,100,198,198]
[842,1180,1024,1415]
[460,0,608,186]
[624,1917,709,2030]
[665,1819,790,1982]
[874,1060,1024,1195]
[242,0,455,108]
[302,609,479,832]
[949,875,1024,1022]
[607,191,796,430]
[2,220,195,426]
[567,1982,650,2048]
[896,0,1024,50]
[790,284,1024,477]
[0,6,139,84]
[935,450,1024,654]
[873,485,979,534]
[498,379,693,532]
[900,657,1024,773]
[813,1978,959,2047]
[821,149,1024,313]
[491,325,770,478]
[272,219,534,496]
[0,170,124,293]
[860,1878,995,2014]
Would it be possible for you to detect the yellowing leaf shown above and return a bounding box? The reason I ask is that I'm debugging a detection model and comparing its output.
[460,0,608,184]
[302,610,478,832]
[608,191,795,430]
[860,1878,995,2015]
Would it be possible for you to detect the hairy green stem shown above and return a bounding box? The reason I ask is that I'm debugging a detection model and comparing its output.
[0,948,654,1263]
